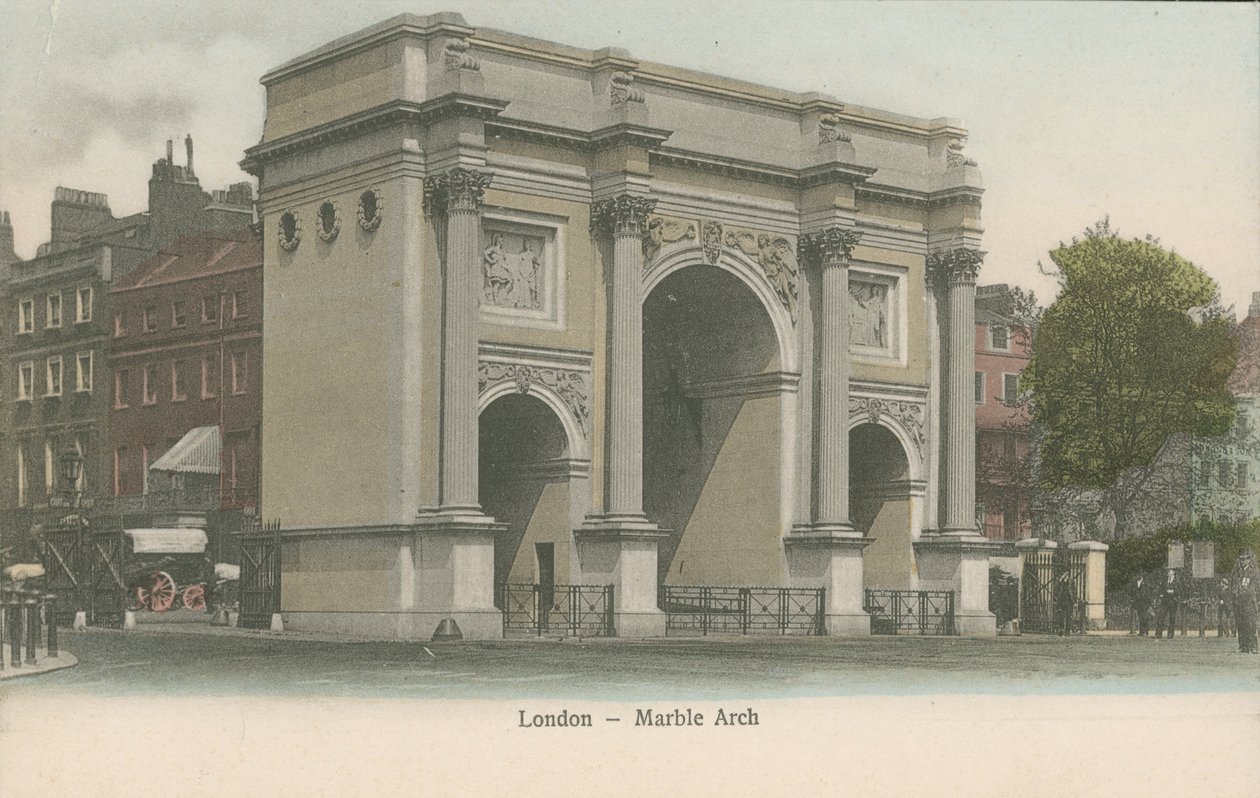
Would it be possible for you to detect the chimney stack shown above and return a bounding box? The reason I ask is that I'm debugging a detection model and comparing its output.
[0,209,18,266]
[166,138,174,164]
[185,134,194,176]
[1250,291,1260,320]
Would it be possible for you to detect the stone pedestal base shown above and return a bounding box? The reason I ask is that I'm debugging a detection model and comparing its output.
[785,525,872,637]
[413,510,507,640]
[575,515,668,638]
[1070,540,1110,631]
[915,532,997,637]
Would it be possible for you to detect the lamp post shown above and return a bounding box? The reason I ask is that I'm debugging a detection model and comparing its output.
[59,448,82,508]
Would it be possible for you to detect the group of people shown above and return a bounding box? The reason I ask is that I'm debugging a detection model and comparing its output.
[1129,550,1259,652]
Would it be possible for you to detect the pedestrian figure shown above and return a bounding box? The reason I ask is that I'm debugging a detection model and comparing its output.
[1054,569,1075,637]
[1155,567,1180,639]
[1231,551,1259,654]
[1217,578,1235,639]
[1133,573,1152,636]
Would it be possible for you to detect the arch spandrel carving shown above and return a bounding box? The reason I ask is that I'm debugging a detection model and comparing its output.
[848,395,927,480]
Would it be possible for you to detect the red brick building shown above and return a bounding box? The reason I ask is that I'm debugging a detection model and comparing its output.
[107,227,262,511]
[974,284,1033,540]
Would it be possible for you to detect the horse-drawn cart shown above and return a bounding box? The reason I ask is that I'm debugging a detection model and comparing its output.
[124,528,229,613]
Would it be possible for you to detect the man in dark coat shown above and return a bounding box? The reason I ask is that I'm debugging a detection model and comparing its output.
[1231,551,1258,654]
[1132,573,1152,636]
[1054,570,1075,636]
[1155,567,1181,639]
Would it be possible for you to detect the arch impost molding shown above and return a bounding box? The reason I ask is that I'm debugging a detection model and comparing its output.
[477,343,592,457]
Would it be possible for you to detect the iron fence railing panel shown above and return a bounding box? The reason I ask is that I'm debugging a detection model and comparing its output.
[864,589,957,635]
[660,586,825,636]
[498,584,614,637]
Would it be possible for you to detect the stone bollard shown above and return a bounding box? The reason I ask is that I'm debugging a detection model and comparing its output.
[45,594,59,659]
[9,591,24,668]
[123,610,137,630]
[24,595,39,665]
[72,611,88,631]
[269,613,284,633]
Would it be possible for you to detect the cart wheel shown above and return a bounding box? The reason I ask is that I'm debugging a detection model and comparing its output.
[183,584,207,612]
[134,585,150,611]
[149,571,176,613]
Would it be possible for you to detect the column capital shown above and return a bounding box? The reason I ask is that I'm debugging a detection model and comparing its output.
[424,166,493,215]
[591,194,657,238]
[798,227,862,269]
[926,247,985,288]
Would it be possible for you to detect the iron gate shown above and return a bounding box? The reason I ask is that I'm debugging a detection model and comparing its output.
[660,586,826,636]
[499,584,614,637]
[864,589,957,635]
[41,517,90,626]
[87,527,128,627]
[1020,549,1086,634]
[236,520,281,629]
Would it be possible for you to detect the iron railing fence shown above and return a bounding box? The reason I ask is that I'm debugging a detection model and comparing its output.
[498,583,614,637]
[864,589,957,635]
[1020,549,1087,634]
[236,520,282,630]
[659,586,825,636]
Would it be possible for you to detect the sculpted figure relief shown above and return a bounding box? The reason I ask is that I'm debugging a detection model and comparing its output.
[849,280,889,348]
[724,229,799,319]
[483,231,544,310]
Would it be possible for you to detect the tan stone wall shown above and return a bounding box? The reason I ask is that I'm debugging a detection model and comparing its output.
[265,42,406,142]
[856,495,916,589]
[281,535,408,612]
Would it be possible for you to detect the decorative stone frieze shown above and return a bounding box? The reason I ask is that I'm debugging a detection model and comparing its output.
[723,228,799,321]
[591,195,656,238]
[609,71,645,105]
[424,166,493,216]
[443,37,480,72]
[641,216,697,263]
[849,396,926,447]
[798,227,862,267]
[478,361,591,433]
[818,113,851,145]
[701,220,723,265]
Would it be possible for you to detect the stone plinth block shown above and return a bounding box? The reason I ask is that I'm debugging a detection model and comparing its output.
[1069,540,1109,631]
[575,516,668,637]
[785,526,872,637]
[915,533,998,636]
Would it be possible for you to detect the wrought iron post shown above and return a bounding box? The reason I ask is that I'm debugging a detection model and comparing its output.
[740,588,751,635]
[45,593,58,658]
[9,589,23,667]
[0,589,6,671]
[24,594,39,665]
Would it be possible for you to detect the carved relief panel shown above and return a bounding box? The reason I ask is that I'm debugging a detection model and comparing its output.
[848,269,903,362]
[480,211,565,330]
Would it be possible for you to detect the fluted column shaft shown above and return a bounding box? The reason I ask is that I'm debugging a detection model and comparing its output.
[592,195,656,518]
[929,248,984,533]
[427,167,493,511]
[799,228,862,530]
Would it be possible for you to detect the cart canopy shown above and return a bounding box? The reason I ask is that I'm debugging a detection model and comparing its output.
[124,528,208,554]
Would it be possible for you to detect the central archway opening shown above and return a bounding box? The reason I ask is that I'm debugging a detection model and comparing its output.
[479,393,576,594]
[643,263,786,586]
[850,422,915,589]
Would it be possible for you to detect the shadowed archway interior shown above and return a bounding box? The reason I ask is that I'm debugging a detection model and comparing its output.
[643,263,785,586]
[479,393,572,593]
[849,422,915,589]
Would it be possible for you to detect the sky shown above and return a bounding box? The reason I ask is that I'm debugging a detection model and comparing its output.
[1,0,1257,314]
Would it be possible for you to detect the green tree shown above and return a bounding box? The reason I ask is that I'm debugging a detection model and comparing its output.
[1022,219,1238,533]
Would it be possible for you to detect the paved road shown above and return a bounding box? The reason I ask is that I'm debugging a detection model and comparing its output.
[4,627,1258,699]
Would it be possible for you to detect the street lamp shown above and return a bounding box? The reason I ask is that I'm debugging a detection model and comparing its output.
[59,448,82,507]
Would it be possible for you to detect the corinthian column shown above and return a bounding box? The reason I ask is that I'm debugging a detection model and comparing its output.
[927,247,985,534]
[798,227,863,532]
[591,194,656,520]
[425,166,494,512]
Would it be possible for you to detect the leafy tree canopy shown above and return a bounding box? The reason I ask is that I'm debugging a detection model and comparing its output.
[1022,219,1237,494]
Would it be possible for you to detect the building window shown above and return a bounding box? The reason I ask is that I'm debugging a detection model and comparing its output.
[16,444,26,507]
[1002,373,1020,404]
[201,355,218,399]
[1238,462,1249,487]
[113,447,126,496]
[44,439,54,495]
[989,324,1010,351]
[73,437,85,494]
[974,372,986,404]
[75,351,93,393]
[202,295,220,324]
[143,364,157,405]
[46,293,62,329]
[17,361,34,401]
[171,359,188,401]
[143,305,158,333]
[231,351,248,395]
[172,301,187,328]
[45,356,63,397]
[232,291,246,319]
[114,368,130,409]
[75,286,93,323]
[141,445,150,495]
[17,299,34,334]
[114,312,126,338]
[1219,461,1232,488]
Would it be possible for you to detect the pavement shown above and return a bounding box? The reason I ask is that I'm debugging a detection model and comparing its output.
[3,621,1258,699]
[0,644,77,680]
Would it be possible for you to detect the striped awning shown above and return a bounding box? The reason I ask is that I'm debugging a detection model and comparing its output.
[149,426,220,475]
